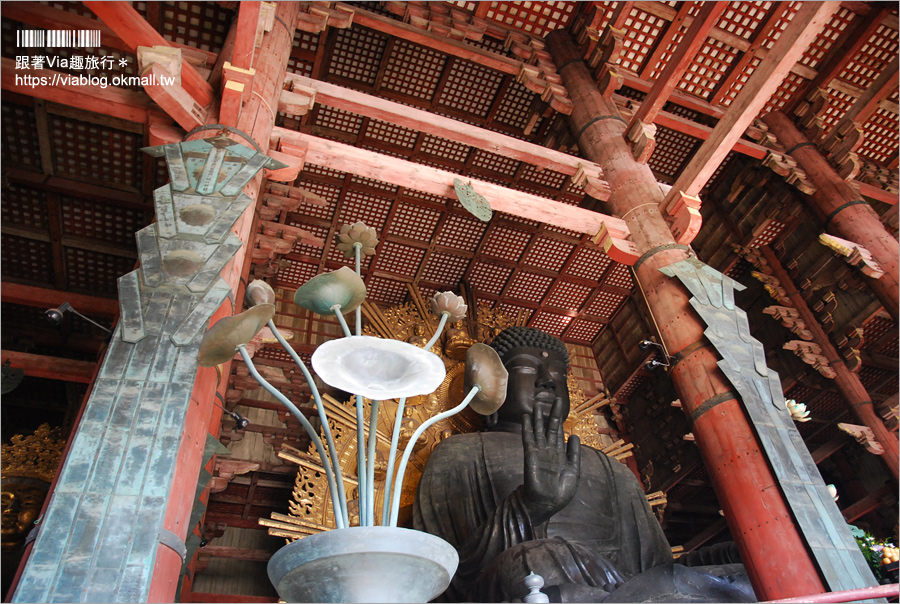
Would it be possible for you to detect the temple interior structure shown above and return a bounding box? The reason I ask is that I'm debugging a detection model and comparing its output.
[1,1,898,602]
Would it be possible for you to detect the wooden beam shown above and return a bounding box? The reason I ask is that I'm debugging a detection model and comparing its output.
[1,283,119,316]
[272,127,630,240]
[681,518,728,553]
[1,58,153,124]
[630,2,725,128]
[84,1,214,107]
[831,56,900,131]
[664,2,839,201]
[854,181,899,206]
[1,350,97,384]
[231,1,261,71]
[282,74,604,179]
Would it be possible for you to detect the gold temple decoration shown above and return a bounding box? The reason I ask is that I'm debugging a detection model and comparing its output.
[1,424,66,483]
[263,286,625,540]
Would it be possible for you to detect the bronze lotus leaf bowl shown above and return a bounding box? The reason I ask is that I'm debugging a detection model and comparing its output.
[293,266,367,315]
[246,279,276,307]
[198,303,276,367]
[464,343,508,415]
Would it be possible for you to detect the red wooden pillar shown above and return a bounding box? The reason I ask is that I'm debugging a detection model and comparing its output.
[761,111,900,321]
[759,246,899,480]
[546,31,826,600]
[147,4,300,600]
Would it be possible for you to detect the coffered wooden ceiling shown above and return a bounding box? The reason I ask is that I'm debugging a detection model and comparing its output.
[1,1,898,601]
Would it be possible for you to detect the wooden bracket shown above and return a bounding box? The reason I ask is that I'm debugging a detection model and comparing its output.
[837,422,886,455]
[627,119,657,164]
[142,62,207,131]
[818,233,885,279]
[763,305,813,340]
[257,2,276,46]
[661,190,702,245]
[596,64,624,98]
[137,45,182,86]
[223,61,256,103]
[265,140,308,183]
[592,222,640,266]
[279,84,317,116]
[783,340,836,379]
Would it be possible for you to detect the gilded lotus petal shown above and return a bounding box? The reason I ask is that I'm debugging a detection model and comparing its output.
[464,343,508,415]
[335,222,379,258]
[246,279,276,306]
[293,266,367,315]
[311,335,446,399]
[430,291,467,322]
[198,304,276,367]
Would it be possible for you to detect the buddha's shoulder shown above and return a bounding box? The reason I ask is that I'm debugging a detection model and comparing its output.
[429,431,519,456]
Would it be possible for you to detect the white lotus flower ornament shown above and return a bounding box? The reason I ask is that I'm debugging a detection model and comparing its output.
[826,484,839,502]
[311,336,446,400]
[430,291,467,322]
[785,398,811,422]
[336,222,378,258]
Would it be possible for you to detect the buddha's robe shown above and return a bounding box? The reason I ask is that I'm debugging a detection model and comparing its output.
[413,431,672,602]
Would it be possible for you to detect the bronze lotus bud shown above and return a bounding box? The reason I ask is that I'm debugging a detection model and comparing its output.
[464,343,508,415]
[198,303,276,367]
[336,222,379,259]
[246,279,276,307]
[293,266,367,315]
[430,291,467,322]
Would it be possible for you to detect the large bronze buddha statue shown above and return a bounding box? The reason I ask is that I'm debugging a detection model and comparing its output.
[413,326,754,602]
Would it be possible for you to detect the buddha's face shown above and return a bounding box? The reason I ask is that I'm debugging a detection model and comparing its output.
[495,346,569,428]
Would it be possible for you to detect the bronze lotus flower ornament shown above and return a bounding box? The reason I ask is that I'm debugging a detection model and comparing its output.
[246,279,276,306]
[430,291,467,322]
[198,303,276,367]
[293,266,367,315]
[463,343,508,415]
[336,221,379,258]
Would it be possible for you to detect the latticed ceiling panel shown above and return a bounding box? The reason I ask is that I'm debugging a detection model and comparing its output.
[275,259,319,290]
[381,39,447,101]
[529,310,573,337]
[493,78,541,132]
[545,280,592,309]
[2,235,54,286]
[330,27,389,86]
[619,7,667,74]
[649,125,699,179]
[836,20,899,89]
[59,196,146,247]
[437,59,505,117]
[337,189,393,229]
[584,290,628,320]
[0,102,41,170]
[523,236,575,273]
[799,4,852,70]
[314,105,364,137]
[565,318,605,343]
[859,107,900,164]
[366,275,409,305]
[62,247,133,297]
[482,1,577,37]
[420,251,469,287]
[385,202,442,241]
[4,183,50,230]
[157,1,233,52]
[467,261,514,295]
[374,241,428,276]
[679,38,737,100]
[435,211,488,250]
[566,247,613,282]
[470,148,520,176]
[49,115,142,190]
[480,225,532,262]
[287,222,330,256]
[506,270,554,304]
[362,118,419,151]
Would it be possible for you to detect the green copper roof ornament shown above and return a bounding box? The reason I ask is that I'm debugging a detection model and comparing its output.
[453,178,492,222]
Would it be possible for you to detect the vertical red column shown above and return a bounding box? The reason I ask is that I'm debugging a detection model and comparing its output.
[546,30,826,600]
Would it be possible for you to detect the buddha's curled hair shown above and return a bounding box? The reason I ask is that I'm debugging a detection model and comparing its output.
[490,326,569,368]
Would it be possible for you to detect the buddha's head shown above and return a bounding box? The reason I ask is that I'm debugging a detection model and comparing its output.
[488,326,570,432]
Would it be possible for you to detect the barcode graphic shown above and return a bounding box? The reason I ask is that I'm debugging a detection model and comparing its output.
[16,29,101,48]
